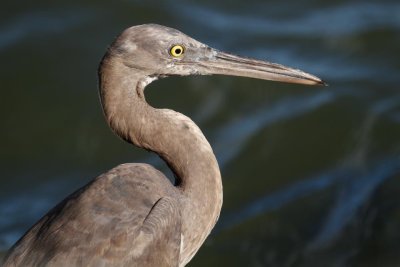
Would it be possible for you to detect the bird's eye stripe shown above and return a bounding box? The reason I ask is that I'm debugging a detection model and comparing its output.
[170,45,185,57]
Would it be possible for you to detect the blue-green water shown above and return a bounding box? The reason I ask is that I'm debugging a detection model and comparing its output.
[1,0,400,266]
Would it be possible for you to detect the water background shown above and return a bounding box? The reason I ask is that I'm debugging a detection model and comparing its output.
[1,0,400,266]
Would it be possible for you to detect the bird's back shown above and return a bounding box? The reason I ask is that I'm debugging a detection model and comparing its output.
[2,163,182,267]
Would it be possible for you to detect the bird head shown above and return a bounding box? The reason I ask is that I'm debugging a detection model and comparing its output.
[107,24,325,86]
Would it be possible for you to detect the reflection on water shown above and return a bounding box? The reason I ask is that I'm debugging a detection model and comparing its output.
[1,0,400,266]
[0,10,90,50]
[213,90,340,167]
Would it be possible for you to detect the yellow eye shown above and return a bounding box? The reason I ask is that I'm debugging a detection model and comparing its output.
[170,45,185,57]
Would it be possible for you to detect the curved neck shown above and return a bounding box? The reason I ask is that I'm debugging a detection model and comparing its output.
[99,55,222,264]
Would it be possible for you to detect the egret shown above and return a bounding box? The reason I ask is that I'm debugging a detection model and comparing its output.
[3,24,324,267]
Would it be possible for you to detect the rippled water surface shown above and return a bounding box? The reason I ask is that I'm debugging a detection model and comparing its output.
[1,0,400,266]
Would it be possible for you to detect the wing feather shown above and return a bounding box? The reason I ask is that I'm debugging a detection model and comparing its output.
[3,163,182,267]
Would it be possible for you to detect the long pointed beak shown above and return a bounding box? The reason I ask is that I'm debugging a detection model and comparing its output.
[197,50,326,86]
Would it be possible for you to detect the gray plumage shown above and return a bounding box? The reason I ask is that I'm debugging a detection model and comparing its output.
[2,24,323,267]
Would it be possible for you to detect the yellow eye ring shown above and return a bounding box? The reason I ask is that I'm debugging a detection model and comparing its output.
[170,45,185,57]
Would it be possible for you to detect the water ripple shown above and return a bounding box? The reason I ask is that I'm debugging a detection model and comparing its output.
[0,9,92,51]
[217,157,400,235]
[213,90,343,168]
[176,2,400,37]
[217,94,400,246]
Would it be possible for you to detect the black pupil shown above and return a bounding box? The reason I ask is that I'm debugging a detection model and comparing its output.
[175,48,182,54]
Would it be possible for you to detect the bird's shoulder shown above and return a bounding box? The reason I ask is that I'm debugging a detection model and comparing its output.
[3,163,182,267]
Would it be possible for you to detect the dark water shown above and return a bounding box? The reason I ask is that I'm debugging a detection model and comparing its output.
[1,0,400,266]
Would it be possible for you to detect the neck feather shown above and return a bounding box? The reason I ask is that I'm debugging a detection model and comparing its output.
[98,55,222,265]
